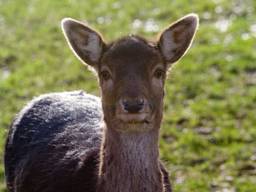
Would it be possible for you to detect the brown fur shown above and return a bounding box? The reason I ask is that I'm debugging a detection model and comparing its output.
[60,15,198,191]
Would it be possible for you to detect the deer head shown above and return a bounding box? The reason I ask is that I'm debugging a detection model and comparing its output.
[61,14,198,133]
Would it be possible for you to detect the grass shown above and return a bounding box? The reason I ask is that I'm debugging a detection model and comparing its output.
[0,0,256,191]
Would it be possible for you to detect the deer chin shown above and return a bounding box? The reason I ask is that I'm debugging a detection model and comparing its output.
[117,113,150,124]
[113,113,154,132]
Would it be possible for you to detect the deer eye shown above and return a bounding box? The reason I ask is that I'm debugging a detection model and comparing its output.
[100,70,111,81]
[153,68,165,79]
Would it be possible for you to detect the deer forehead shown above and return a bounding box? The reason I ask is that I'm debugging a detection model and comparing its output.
[101,36,163,71]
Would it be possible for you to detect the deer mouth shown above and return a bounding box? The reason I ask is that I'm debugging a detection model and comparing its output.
[116,113,151,124]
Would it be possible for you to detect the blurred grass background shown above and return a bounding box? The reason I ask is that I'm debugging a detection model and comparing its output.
[0,0,256,191]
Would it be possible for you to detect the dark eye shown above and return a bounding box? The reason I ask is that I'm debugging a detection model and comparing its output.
[154,69,165,79]
[100,70,111,81]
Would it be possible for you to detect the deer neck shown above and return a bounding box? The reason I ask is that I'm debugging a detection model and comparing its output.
[97,125,164,192]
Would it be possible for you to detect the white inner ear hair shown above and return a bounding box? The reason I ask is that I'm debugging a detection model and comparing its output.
[161,25,187,61]
[162,30,178,61]
[82,33,102,62]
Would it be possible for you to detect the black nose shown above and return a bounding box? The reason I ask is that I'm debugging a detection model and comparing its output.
[122,98,144,113]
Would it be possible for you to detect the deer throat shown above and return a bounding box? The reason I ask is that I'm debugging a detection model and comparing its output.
[97,127,164,192]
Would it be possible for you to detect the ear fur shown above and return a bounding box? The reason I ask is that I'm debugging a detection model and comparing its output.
[61,18,105,69]
[158,13,199,65]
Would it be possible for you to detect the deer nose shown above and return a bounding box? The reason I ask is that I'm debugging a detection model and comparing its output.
[121,98,145,113]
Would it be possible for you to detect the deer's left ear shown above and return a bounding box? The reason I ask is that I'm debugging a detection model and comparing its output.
[158,13,199,65]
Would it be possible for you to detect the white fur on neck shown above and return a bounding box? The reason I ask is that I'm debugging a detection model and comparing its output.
[97,129,163,192]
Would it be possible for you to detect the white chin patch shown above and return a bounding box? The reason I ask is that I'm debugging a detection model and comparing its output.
[117,113,149,123]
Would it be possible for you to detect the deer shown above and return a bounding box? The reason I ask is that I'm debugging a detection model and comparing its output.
[4,14,198,192]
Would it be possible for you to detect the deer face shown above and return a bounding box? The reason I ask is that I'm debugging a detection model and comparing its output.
[62,14,198,132]
[99,37,165,132]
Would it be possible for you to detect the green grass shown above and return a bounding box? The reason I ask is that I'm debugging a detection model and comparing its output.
[0,0,256,191]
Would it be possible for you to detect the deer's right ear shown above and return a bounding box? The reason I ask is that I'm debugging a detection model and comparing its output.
[61,18,105,69]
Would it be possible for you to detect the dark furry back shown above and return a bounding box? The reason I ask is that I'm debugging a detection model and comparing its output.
[4,91,103,192]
